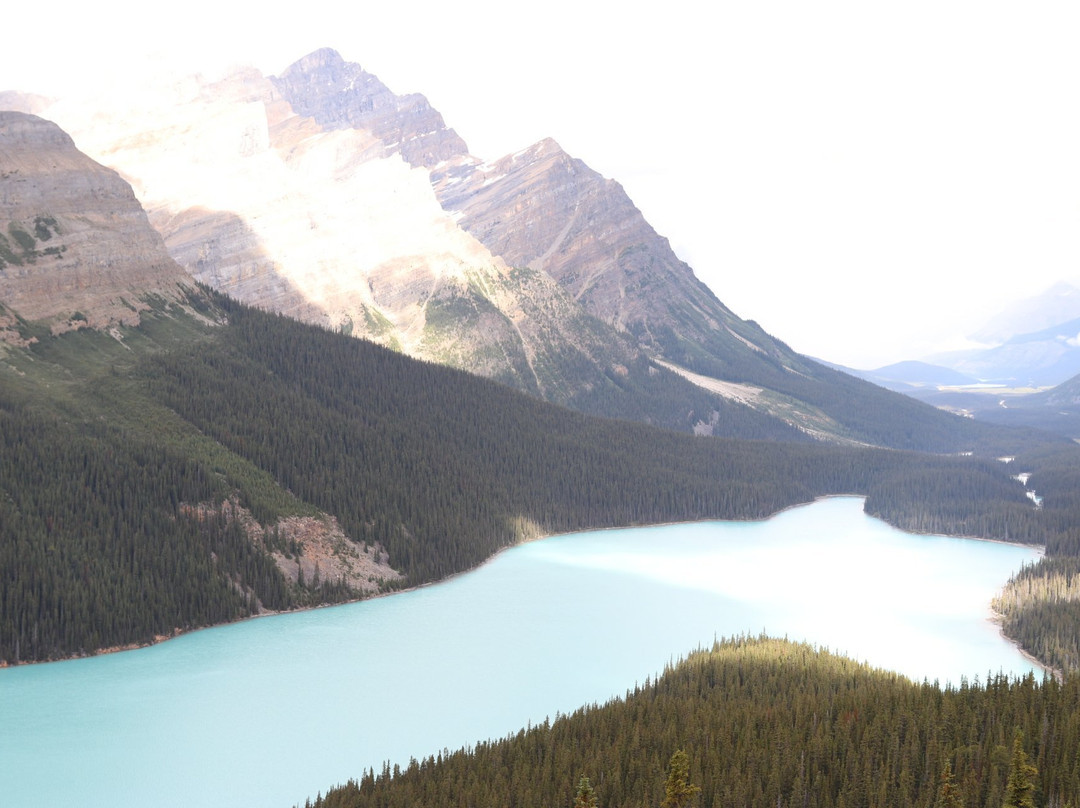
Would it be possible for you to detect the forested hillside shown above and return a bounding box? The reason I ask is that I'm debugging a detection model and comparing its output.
[1,291,1077,664]
[306,636,1077,808]
[988,443,1080,676]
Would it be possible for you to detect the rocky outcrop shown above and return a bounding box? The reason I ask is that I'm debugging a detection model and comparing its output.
[268,514,401,594]
[0,111,192,333]
[181,499,402,598]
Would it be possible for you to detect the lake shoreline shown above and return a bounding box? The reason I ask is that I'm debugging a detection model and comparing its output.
[0,494,1046,671]
[988,609,1062,682]
[1,495,1051,808]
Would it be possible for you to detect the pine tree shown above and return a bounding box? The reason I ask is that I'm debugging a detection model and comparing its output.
[936,761,963,808]
[1004,732,1038,808]
[661,749,700,808]
[574,775,598,808]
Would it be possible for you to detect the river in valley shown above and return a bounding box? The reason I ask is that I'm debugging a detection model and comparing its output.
[0,497,1044,808]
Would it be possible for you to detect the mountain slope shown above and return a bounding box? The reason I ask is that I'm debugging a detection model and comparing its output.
[432,137,773,364]
[6,289,1062,665]
[261,49,1013,452]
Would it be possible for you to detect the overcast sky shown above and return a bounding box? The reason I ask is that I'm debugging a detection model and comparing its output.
[4,1,1080,368]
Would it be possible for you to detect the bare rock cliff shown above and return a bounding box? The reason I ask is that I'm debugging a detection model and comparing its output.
[0,111,191,332]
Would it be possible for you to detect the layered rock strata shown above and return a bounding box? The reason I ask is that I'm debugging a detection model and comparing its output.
[0,111,191,333]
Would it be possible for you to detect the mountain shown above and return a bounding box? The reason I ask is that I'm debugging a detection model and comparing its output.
[926,315,1080,389]
[269,47,470,169]
[884,283,1080,391]
[0,111,192,337]
[971,280,1080,345]
[832,360,981,393]
[269,49,794,377]
[0,49,1011,451]
[2,61,746,433]
[827,283,1080,411]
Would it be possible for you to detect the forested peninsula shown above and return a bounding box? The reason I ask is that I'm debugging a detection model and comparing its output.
[305,636,1078,808]
[3,292,1080,667]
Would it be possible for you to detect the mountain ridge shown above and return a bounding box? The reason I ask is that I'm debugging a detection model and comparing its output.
[0,50,1023,450]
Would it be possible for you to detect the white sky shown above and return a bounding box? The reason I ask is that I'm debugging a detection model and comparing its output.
[4,1,1080,368]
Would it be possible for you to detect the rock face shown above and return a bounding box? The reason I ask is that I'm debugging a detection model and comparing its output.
[436,140,727,339]
[0,111,191,333]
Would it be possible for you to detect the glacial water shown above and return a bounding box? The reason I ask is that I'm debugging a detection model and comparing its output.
[0,497,1043,808]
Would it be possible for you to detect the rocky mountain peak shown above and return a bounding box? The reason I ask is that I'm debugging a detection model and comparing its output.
[285,46,348,74]
[492,138,572,173]
[271,49,468,168]
[520,137,565,159]
[0,110,72,150]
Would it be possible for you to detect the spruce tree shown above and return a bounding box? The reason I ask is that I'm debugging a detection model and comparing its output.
[936,761,963,808]
[574,775,598,808]
[1004,732,1038,808]
[661,749,700,808]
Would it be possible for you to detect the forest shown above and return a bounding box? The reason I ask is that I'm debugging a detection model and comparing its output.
[2,291,1080,666]
[304,636,1076,808]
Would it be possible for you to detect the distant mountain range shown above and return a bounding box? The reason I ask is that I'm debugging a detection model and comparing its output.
[818,283,1080,440]
[812,283,1080,442]
[830,360,981,393]
[0,48,999,451]
[927,312,1080,389]
[840,283,1080,391]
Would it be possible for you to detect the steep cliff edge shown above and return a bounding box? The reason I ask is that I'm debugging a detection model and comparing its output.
[0,111,192,335]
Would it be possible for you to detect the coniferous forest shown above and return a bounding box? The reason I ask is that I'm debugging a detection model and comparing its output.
[307,637,1079,808]
[3,290,1080,667]
[6,293,1080,808]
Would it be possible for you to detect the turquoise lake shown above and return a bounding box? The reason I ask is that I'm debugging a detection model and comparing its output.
[0,497,1043,808]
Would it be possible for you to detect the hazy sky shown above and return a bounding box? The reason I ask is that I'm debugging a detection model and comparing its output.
[4,1,1080,368]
